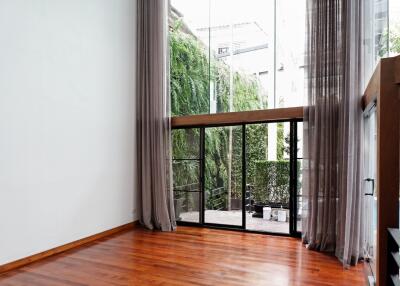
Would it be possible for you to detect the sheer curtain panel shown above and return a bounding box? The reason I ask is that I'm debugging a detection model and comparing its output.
[303,0,368,266]
[136,0,176,231]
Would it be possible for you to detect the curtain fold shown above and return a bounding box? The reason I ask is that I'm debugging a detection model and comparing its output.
[302,0,365,266]
[136,0,176,231]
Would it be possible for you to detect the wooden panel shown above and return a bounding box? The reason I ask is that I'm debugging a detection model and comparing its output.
[362,61,381,110]
[0,226,366,285]
[0,221,139,275]
[171,106,304,128]
[375,55,400,286]
[395,56,400,84]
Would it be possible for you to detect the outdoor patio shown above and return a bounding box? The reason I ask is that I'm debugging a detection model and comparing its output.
[179,210,290,233]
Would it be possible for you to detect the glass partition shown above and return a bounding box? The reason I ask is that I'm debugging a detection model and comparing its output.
[389,0,400,56]
[245,122,290,234]
[363,107,377,281]
[170,0,306,116]
[172,120,303,236]
[172,128,201,223]
[204,126,243,226]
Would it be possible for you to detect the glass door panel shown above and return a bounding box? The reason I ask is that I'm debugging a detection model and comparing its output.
[173,160,201,223]
[296,122,303,233]
[172,128,201,223]
[363,107,377,280]
[245,122,290,234]
[172,121,302,236]
[204,126,243,227]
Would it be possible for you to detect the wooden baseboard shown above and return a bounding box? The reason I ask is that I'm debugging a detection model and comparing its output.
[0,220,140,274]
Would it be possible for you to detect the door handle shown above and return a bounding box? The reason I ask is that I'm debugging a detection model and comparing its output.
[364,178,375,196]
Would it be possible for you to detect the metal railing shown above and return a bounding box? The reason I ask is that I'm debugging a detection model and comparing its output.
[207,187,226,211]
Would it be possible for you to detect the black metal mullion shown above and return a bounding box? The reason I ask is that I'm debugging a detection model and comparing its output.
[293,121,298,233]
[292,121,299,235]
[242,124,246,229]
[200,127,206,225]
[289,121,298,235]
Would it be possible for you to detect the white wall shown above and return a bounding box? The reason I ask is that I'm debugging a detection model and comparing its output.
[0,0,137,265]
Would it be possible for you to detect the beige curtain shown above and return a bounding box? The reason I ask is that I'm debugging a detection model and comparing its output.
[302,0,365,266]
[136,0,176,231]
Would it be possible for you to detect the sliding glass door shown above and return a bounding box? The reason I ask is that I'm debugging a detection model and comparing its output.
[204,126,243,227]
[172,128,202,224]
[245,122,291,234]
[172,120,302,236]
[363,106,377,281]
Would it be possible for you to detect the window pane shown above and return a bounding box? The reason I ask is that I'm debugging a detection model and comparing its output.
[296,122,304,232]
[276,0,306,108]
[172,128,200,159]
[297,159,303,232]
[170,0,306,116]
[204,126,243,226]
[170,0,210,116]
[389,0,400,56]
[174,190,201,223]
[362,0,388,88]
[208,0,274,113]
[297,122,303,158]
[172,128,201,223]
[173,160,201,223]
[246,122,290,233]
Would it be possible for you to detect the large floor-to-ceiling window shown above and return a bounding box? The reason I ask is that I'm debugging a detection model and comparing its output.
[170,0,305,235]
[170,0,306,116]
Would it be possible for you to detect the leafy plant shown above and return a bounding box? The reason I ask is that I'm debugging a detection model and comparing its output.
[253,161,290,205]
[379,24,400,57]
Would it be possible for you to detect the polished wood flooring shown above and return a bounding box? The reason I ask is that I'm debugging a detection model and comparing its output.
[0,226,365,286]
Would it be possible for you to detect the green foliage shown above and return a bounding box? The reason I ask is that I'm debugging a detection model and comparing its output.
[245,124,268,189]
[252,160,301,206]
[170,24,210,116]
[253,160,291,205]
[204,127,242,201]
[277,123,285,160]
[170,21,264,116]
[172,128,201,193]
[380,24,400,57]
[214,65,264,113]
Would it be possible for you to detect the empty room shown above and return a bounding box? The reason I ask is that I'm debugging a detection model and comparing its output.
[1,0,400,285]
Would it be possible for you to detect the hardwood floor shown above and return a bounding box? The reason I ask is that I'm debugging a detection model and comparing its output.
[0,226,366,286]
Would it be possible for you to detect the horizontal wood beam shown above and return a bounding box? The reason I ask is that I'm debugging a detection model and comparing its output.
[171,107,304,128]
[395,55,400,84]
[362,61,380,111]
